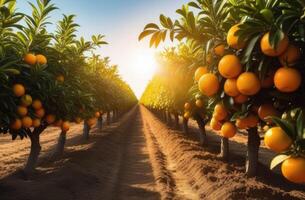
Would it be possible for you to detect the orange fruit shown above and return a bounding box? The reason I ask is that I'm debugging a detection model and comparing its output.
[237,72,261,95]
[32,99,43,110]
[245,114,259,128]
[234,94,248,104]
[258,104,279,123]
[13,84,25,97]
[35,108,45,118]
[194,66,208,82]
[24,53,37,65]
[184,102,191,110]
[261,70,275,88]
[260,32,289,57]
[224,79,240,97]
[195,99,203,108]
[10,119,22,130]
[17,106,28,116]
[274,67,301,93]
[214,44,225,56]
[61,121,70,132]
[264,127,292,153]
[227,24,246,50]
[32,118,41,128]
[281,157,305,184]
[21,116,33,128]
[184,112,190,119]
[95,111,101,118]
[221,122,237,138]
[218,54,242,79]
[213,104,228,121]
[87,118,97,127]
[235,118,248,129]
[210,118,222,131]
[36,54,47,65]
[198,73,219,96]
[20,94,32,107]
[45,114,56,124]
[279,44,301,66]
[56,75,65,82]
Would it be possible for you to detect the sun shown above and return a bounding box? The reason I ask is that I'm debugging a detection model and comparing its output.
[134,48,157,76]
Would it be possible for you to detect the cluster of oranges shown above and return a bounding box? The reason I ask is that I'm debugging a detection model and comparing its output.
[24,53,47,66]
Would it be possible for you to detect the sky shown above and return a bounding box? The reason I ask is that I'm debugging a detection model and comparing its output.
[17,0,190,98]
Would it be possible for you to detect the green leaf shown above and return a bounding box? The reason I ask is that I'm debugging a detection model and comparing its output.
[241,34,260,64]
[138,29,157,41]
[144,23,159,30]
[270,154,290,170]
[296,109,304,139]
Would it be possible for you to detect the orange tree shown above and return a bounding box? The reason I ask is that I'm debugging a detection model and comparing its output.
[0,0,136,174]
[140,0,305,182]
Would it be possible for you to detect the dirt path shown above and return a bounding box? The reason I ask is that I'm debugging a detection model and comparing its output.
[1,106,304,200]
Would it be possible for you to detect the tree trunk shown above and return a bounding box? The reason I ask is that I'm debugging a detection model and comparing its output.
[183,118,189,134]
[220,137,229,161]
[107,111,111,125]
[195,116,207,146]
[167,111,172,126]
[174,113,179,128]
[23,125,46,174]
[246,127,260,177]
[53,131,66,157]
[83,122,90,140]
[97,116,103,130]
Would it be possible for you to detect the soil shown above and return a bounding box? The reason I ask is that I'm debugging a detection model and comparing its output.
[0,106,304,200]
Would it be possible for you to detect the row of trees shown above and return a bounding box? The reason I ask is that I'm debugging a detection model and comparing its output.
[0,0,137,175]
[140,0,305,184]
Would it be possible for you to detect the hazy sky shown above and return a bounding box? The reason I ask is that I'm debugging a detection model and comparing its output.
[17,0,190,98]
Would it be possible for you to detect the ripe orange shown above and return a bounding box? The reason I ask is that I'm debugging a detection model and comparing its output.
[32,118,41,128]
[194,66,208,82]
[24,53,37,65]
[87,118,97,127]
[13,84,25,97]
[35,108,45,118]
[184,103,191,110]
[210,118,222,131]
[17,106,28,116]
[224,79,240,97]
[21,116,33,128]
[20,94,32,107]
[95,111,101,118]
[221,122,237,138]
[235,118,248,130]
[198,73,219,96]
[61,121,70,132]
[260,32,289,57]
[245,114,259,128]
[258,104,279,123]
[184,112,190,119]
[261,70,275,88]
[227,24,246,49]
[36,54,47,65]
[279,44,301,66]
[32,99,43,110]
[237,72,261,95]
[234,94,248,104]
[218,55,242,79]
[195,99,203,108]
[214,44,225,56]
[281,157,305,184]
[10,119,22,130]
[56,75,65,82]
[274,67,301,93]
[264,127,292,153]
[213,104,228,121]
[46,114,56,124]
